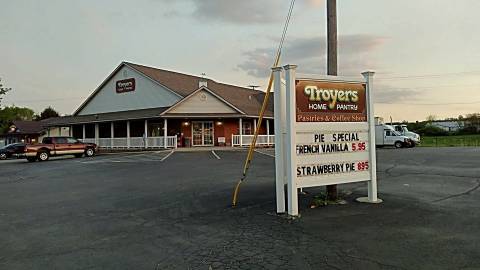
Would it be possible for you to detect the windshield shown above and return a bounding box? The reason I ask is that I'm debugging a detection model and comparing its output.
[402,126,409,132]
[1,143,17,149]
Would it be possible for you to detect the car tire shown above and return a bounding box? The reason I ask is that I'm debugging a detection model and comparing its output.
[85,148,95,157]
[0,153,7,160]
[27,157,37,162]
[37,151,50,162]
[394,141,403,149]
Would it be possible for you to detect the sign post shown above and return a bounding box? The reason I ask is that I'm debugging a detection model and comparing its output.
[358,71,381,204]
[285,65,299,217]
[274,64,381,217]
[273,67,286,214]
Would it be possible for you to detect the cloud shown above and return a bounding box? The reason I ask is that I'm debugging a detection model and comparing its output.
[236,34,426,103]
[156,0,324,24]
[192,0,282,24]
[305,0,324,7]
[237,34,387,78]
[374,87,422,103]
[237,48,275,77]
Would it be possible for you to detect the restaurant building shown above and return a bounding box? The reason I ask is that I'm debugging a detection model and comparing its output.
[46,62,274,149]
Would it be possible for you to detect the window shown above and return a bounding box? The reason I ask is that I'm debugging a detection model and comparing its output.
[148,121,164,137]
[42,138,53,144]
[54,137,68,144]
[66,138,78,144]
[14,145,25,151]
[385,130,392,136]
[242,122,252,135]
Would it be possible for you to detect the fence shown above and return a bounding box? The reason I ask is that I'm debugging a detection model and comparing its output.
[231,134,275,147]
[421,135,480,147]
[80,136,177,149]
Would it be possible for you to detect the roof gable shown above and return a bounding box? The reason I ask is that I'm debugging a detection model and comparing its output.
[75,64,181,115]
[164,87,241,115]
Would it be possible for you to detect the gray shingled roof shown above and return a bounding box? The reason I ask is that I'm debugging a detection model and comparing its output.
[125,62,273,117]
[8,121,45,134]
[45,107,169,126]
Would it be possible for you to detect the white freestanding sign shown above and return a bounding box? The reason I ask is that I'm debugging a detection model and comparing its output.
[273,65,380,217]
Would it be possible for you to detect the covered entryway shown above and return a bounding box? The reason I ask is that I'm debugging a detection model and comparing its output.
[192,121,214,146]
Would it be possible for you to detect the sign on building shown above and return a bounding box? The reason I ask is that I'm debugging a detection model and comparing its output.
[272,65,381,217]
[116,78,136,93]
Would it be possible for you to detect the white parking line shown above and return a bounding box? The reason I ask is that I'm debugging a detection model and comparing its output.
[254,149,275,158]
[80,160,109,164]
[160,150,174,162]
[211,150,221,160]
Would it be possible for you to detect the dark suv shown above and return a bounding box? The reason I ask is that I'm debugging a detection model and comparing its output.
[0,143,26,160]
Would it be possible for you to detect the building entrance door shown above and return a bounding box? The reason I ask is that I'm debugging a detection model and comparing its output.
[192,121,214,146]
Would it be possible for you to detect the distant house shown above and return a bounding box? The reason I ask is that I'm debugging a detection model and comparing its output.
[463,117,480,132]
[1,121,44,145]
[428,120,464,132]
[0,120,70,146]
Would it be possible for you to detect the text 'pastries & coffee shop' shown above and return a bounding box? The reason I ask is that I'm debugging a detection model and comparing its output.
[46,62,275,149]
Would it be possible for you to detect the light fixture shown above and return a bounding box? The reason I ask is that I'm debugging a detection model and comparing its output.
[183,121,190,126]
[216,121,223,126]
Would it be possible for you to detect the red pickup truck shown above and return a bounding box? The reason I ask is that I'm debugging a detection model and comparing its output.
[25,137,98,162]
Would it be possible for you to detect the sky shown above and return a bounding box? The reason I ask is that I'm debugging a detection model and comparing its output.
[1,0,480,122]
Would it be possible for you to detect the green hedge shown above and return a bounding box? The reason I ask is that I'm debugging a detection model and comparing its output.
[421,135,480,147]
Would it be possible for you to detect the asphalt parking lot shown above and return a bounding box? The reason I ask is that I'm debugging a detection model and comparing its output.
[0,147,479,269]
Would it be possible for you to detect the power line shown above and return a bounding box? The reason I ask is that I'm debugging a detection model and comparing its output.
[381,83,480,90]
[377,70,480,80]
[275,0,295,62]
[376,100,480,106]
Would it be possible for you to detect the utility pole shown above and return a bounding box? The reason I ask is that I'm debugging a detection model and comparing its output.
[327,0,338,76]
[326,0,338,201]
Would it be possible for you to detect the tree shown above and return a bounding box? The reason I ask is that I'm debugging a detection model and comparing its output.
[417,125,448,136]
[35,106,59,121]
[0,106,35,133]
[426,115,437,122]
[0,78,12,106]
[407,121,427,133]
[464,113,480,133]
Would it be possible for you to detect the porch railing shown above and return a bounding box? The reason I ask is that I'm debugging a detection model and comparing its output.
[82,138,96,144]
[231,134,275,147]
[80,136,177,149]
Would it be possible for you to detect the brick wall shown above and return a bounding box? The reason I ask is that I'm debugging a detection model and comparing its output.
[171,118,272,147]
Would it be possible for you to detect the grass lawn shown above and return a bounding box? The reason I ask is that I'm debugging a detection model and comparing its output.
[421,134,480,147]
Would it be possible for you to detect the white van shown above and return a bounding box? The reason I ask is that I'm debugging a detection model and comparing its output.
[375,124,413,148]
[393,125,421,145]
